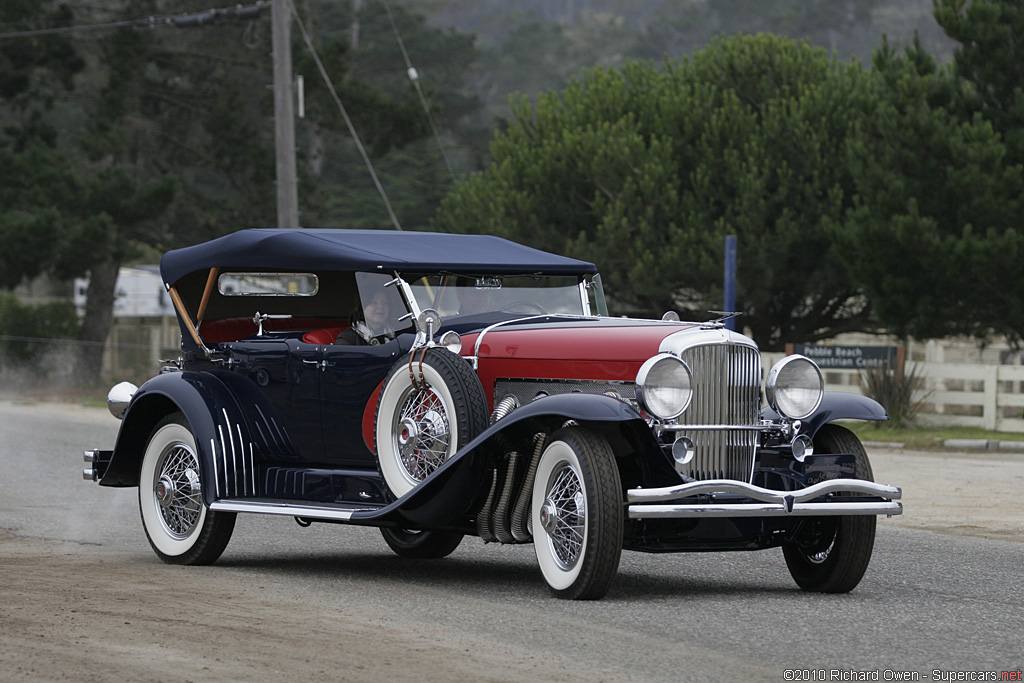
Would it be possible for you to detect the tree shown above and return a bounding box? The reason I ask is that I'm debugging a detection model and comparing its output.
[434,35,882,351]
[3,0,484,384]
[934,0,1024,164]
[835,36,1024,344]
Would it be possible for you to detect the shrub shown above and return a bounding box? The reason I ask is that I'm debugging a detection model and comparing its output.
[860,363,932,429]
[0,292,80,366]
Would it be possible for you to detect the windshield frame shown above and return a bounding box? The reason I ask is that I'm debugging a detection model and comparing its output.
[396,272,597,322]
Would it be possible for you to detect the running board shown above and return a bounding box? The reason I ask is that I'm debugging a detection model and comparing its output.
[210,499,381,522]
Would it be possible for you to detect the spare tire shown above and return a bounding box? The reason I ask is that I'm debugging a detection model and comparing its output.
[374,347,489,499]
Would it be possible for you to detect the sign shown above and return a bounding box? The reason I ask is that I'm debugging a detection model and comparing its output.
[791,344,901,371]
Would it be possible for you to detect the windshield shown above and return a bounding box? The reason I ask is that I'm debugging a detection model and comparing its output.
[405,274,588,319]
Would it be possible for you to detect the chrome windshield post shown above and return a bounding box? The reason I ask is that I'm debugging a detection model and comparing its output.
[386,274,422,327]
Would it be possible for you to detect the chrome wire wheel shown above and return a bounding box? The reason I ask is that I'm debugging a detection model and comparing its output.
[393,385,452,483]
[531,427,622,600]
[538,460,586,571]
[151,440,203,539]
[138,413,235,565]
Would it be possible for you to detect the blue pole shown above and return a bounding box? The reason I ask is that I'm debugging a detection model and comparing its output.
[724,235,736,331]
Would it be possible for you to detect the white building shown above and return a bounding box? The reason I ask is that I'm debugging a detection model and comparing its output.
[74,265,173,318]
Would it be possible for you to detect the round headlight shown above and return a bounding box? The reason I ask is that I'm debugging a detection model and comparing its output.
[765,355,823,420]
[636,354,693,420]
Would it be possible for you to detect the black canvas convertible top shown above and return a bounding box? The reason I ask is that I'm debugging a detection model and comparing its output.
[160,228,597,286]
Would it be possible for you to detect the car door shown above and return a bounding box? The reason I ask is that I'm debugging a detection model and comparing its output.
[318,338,407,467]
[222,337,325,463]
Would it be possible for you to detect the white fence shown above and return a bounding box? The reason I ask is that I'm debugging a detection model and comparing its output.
[765,352,1024,433]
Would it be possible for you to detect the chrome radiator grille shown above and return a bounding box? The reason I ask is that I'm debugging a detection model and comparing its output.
[675,343,762,482]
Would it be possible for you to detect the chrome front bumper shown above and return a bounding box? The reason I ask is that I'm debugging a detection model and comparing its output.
[626,478,902,519]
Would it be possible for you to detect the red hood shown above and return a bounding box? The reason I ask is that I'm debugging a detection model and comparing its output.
[460,319,700,399]
[471,320,697,362]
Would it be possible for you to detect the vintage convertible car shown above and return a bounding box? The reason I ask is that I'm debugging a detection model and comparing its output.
[82,228,902,600]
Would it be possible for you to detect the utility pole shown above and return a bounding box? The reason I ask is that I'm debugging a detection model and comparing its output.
[272,0,299,228]
[351,0,361,50]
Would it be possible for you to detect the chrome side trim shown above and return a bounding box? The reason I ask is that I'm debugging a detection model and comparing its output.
[210,437,221,496]
[626,478,902,519]
[209,500,375,521]
[210,412,257,499]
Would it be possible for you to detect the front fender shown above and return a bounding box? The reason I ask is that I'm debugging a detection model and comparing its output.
[391,393,653,526]
[759,392,888,439]
[100,370,290,505]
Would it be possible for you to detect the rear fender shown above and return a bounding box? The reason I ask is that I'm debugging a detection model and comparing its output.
[100,371,287,506]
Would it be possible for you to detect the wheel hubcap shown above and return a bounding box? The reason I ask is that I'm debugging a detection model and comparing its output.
[155,475,175,507]
[539,499,558,534]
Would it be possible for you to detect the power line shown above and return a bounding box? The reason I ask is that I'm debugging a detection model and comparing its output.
[381,0,456,182]
[287,0,403,231]
[0,2,268,41]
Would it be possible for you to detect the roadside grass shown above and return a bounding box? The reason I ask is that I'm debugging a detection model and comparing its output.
[848,421,1024,450]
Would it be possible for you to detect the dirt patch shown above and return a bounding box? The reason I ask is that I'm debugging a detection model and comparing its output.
[0,531,576,683]
[869,447,1024,541]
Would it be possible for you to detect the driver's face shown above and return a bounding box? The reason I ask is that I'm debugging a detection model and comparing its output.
[364,290,389,329]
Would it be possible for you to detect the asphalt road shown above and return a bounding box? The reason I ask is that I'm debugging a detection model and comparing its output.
[1,400,1021,682]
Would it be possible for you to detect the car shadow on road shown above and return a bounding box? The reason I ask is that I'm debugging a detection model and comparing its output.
[210,542,807,602]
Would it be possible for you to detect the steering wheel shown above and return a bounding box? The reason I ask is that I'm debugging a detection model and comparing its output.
[499,301,548,315]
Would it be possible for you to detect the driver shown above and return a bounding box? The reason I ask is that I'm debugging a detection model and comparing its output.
[336,288,395,345]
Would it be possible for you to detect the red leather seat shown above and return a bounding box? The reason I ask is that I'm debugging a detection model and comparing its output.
[302,327,347,344]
